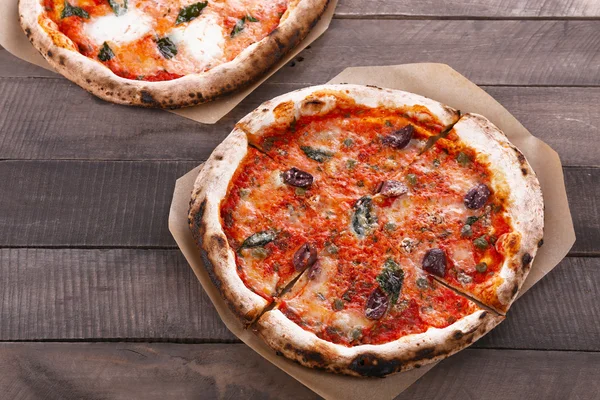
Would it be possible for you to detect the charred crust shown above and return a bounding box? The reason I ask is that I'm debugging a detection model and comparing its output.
[349,353,401,377]
[215,154,223,161]
[511,283,519,297]
[522,252,533,266]
[521,168,528,176]
[189,93,196,98]
[298,349,325,364]
[193,199,207,231]
[46,50,53,58]
[513,147,526,164]
[25,27,32,37]
[414,347,436,361]
[453,330,464,340]
[479,311,488,319]
[59,56,66,66]
[538,239,544,248]
[211,234,226,249]
[140,90,157,105]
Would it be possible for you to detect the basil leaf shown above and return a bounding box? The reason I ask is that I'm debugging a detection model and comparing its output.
[156,37,177,59]
[246,14,259,22]
[300,146,333,163]
[230,18,245,37]
[98,42,114,62]
[376,258,404,304]
[61,1,89,19]
[240,230,276,250]
[351,196,377,237]
[107,0,127,16]
[175,2,208,25]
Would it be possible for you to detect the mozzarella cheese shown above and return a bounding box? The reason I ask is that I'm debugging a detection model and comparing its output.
[84,8,154,45]
[169,14,225,69]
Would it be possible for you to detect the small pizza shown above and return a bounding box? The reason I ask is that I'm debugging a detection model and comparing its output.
[19,0,328,107]
[189,85,544,376]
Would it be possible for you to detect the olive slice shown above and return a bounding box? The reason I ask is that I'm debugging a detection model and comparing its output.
[382,125,414,149]
[376,180,409,197]
[292,242,317,271]
[464,183,491,209]
[281,167,313,188]
[422,248,447,277]
[365,287,389,320]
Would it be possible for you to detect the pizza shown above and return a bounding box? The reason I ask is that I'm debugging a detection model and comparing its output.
[18,0,328,107]
[188,84,544,376]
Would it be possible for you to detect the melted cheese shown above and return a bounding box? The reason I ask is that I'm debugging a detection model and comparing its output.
[169,14,225,69]
[84,9,154,45]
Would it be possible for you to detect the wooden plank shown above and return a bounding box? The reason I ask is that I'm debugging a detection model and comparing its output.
[0,343,598,400]
[335,0,600,18]
[0,343,319,400]
[1,75,599,167]
[0,162,595,253]
[1,249,598,352]
[2,20,600,86]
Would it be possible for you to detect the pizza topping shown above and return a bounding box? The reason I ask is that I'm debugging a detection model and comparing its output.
[382,125,414,149]
[332,298,344,311]
[98,42,115,61]
[60,1,89,19]
[83,9,153,46]
[175,2,208,25]
[300,146,334,163]
[281,167,313,188]
[406,173,417,186]
[416,277,429,290]
[475,262,488,273]
[292,243,317,272]
[240,230,276,250]
[351,196,377,237]
[156,37,178,59]
[464,183,491,209]
[460,224,473,238]
[473,235,489,250]
[456,151,471,166]
[376,180,408,198]
[231,15,260,37]
[307,260,321,280]
[107,0,127,16]
[422,248,447,277]
[365,287,389,320]
[376,259,404,304]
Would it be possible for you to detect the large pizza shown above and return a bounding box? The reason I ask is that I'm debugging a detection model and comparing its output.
[188,84,544,377]
[18,0,328,107]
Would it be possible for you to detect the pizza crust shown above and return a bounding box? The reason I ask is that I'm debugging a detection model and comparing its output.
[18,0,329,108]
[255,308,503,377]
[450,113,544,312]
[188,129,269,324]
[235,84,460,139]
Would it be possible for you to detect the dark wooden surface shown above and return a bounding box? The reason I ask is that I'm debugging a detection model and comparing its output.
[1,0,599,398]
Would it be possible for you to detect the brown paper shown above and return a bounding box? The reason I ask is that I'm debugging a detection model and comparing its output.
[170,64,575,399]
[0,0,337,124]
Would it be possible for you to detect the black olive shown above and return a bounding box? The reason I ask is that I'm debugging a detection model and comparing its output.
[365,287,389,320]
[307,260,321,280]
[464,183,491,209]
[376,180,408,197]
[292,242,317,271]
[281,167,313,188]
[422,248,447,277]
[382,125,414,149]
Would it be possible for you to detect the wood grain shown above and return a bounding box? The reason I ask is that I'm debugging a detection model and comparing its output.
[1,248,598,352]
[0,162,595,254]
[1,343,598,400]
[335,0,600,18]
[3,20,600,87]
[1,73,599,166]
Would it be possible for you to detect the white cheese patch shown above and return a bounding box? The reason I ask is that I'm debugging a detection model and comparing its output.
[84,8,154,45]
[169,14,225,69]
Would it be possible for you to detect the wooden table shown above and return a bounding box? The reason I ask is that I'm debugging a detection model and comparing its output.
[1,0,599,398]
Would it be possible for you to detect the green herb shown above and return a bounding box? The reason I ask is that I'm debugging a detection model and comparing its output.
[60,1,89,19]
[97,42,114,62]
[251,247,268,260]
[356,180,364,187]
[175,1,208,25]
[466,216,479,225]
[231,15,260,37]
[107,0,127,16]
[456,151,470,166]
[384,222,397,232]
[300,146,333,163]
[473,235,489,250]
[416,277,429,290]
[156,37,177,59]
[350,328,362,341]
[352,196,376,237]
[346,159,357,170]
[475,262,488,273]
[245,14,259,22]
[327,244,339,254]
[289,117,297,132]
[406,174,417,186]
[385,120,392,127]
[316,292,326,301]
[295,187,306,196]
[239,188,250,199]
[376,258,404,304]
[240,230,276,250]
[343,138,354,147]
[433,158,440,168]
[460,224,473,238]
[333,298,344,311]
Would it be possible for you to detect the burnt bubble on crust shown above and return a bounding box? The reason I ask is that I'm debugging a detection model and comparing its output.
[349,353,401,377]
[140,91,157,105]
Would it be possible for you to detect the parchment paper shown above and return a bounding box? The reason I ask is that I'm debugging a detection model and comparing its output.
[0,0,337,124]
[170,64,575,399]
